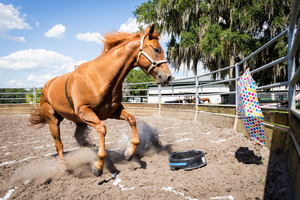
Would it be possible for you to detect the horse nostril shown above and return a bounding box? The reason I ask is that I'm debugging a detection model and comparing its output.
[158,75,162,80]
[167,76,172,82]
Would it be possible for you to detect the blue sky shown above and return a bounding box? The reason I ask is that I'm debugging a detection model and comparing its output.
[0,0,200,88]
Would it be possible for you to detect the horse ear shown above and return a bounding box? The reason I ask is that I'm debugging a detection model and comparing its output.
[149,23,155,40]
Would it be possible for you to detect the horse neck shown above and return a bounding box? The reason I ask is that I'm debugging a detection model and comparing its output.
[93,40,139,90]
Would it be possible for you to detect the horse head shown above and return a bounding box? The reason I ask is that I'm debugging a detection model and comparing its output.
[136,24,172,86]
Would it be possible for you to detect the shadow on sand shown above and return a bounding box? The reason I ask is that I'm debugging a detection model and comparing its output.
[235,147,263,165]
[234,144,294,199]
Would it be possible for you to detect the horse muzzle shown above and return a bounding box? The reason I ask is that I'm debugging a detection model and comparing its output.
[156,74,173,86]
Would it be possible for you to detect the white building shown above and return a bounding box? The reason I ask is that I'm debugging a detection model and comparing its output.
[147,76,230,104]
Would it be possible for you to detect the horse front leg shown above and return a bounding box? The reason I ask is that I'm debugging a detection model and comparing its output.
[78,106,107,176]
[111,105,140,161]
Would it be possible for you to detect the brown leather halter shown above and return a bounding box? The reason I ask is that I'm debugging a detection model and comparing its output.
[136,33,168,75]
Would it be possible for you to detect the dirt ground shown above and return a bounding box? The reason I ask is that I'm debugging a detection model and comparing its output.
[0,114,294,200]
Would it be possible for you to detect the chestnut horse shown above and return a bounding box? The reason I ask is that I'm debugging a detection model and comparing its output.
[29,24,172,176]
[200,98,210,103]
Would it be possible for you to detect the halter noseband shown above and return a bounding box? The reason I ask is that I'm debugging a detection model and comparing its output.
[136,33,168,75]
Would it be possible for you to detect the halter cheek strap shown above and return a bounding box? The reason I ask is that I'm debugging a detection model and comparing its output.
[136,33,168,75]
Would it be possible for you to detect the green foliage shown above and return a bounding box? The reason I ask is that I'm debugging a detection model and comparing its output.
[123,69,155,101]
[125,68,155,83]
[0,88,42,104]
[180,22,200,48]
[221,30,252,55]
[26,88,42,104]
[199,1,209,13]
[133,0,158,25]
[133,0,294,88]
[201,23,223,57]
[275,38,288,58]
[176,0,196,13]
[199,16,210,25]
[0,88,27,104]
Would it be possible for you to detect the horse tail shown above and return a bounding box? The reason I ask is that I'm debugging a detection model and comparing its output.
[29,106,47,128]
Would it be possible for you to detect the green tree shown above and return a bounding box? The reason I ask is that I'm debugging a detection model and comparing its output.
[0,88,28,104]
[26,88,42,104]
[134,0,294,103]
[123,69,155,102]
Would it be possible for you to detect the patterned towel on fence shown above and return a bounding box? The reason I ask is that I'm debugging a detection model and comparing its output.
[237,68,266,145]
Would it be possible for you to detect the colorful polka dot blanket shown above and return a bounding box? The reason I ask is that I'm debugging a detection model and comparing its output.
[237,68,266,145]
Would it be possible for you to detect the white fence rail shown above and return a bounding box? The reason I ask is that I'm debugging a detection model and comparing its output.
[0,87,41,106]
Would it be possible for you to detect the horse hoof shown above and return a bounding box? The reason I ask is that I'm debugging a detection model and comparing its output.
[92,165,103,177]
[124,149,133,161]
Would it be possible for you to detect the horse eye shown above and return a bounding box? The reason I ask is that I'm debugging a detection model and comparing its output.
[154,48,161,53]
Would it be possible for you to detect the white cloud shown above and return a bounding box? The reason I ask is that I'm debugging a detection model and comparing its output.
[75,60,87,66]
[30,16,39,28]
[0,49,75,71]
[76,32,103,43]
[3,79,25,87]
[118,17,147,33]
[118,18,170,43]
[0,3,31,42]
[26,73,55,83]
[0,49,84,87]
[45,24,66,39]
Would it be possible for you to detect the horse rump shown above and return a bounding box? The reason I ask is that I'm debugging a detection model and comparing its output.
[29,106,47,128]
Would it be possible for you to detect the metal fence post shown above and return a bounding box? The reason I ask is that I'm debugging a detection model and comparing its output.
[33,86,36,107]
[158,85,161,115]
[194,76,199,120]
[233,64,239,129]
[235,64,239,109]
[284,27,297,153]
[288,28,296,110]
[147,86,149,103]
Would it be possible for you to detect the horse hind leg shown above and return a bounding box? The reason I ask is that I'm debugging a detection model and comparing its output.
[41,103,65,169]
[75,123,91,147]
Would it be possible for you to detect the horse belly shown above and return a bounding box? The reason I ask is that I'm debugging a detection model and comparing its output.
[46,77,81,122]
[96,102,120,120]
[51,101,80,122]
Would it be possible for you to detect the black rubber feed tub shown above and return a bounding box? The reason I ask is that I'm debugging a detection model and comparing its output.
[169,150,207,171]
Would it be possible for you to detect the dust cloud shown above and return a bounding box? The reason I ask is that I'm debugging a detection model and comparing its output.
[114,119,170,157]
[8,119,170,188]
[8,158,61,188]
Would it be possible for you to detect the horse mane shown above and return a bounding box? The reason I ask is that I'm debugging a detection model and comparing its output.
[100,27,160,54]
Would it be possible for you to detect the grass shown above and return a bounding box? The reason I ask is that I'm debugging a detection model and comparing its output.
[259,160,264,164]
[261,176,266,184]
[269,110,289,114]
[264,121,289,129]
[279,138,286,147]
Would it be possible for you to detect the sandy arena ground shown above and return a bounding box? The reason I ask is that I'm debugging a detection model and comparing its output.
[0,114,294,199]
